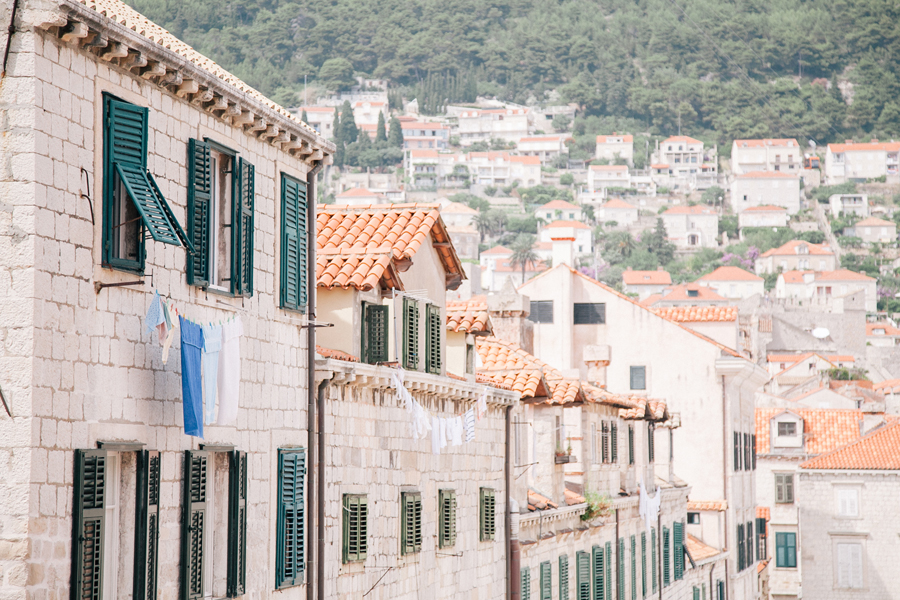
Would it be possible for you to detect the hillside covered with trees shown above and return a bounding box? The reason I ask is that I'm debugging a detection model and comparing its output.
[127,0,900,146]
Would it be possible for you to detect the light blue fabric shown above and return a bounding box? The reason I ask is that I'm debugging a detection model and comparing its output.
[145,290,164,335]
[201,324,223,425]
[180,316,205,438]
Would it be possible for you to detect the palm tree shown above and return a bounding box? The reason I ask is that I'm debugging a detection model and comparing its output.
[474,211,493,244]
[510,234,539,284]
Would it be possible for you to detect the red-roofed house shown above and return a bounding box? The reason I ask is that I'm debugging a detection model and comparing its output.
[536,199,582,222]
[656,283,730,307]
[466,151,542,187]
[829,193,869,218]
[596,198,639,226]
[825,140,900,184]
[622,268,672,300]
[400,120,451,149]
[335,187,381,205]
[755,240,836,274]
[738,205,788,230]
[457,107,531,144]
[776,269,878,311]
[595,133,634,165]
[696,266,765,299]
[730,139,801,175]
[661,205,719,248]
[351,100,388,126]
[586,164,630,194]
[842,216,897,243]
[797,420,900,596]
[731,171,801,214]
[517,134,571,160]
[539,221,593,257]
[866,322,900,347]
[653,136,718,189]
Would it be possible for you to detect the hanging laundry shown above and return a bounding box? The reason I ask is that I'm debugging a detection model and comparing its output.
[639,477,661,532]
[216,316,243,426]
[431,416,442,455]
[201,323,223,425]
[449,416,464,446]
[476,390,488,420]
[464,409,475,442]
[162,303,180,364]
[144,291,165,336]
[180,316,205,438]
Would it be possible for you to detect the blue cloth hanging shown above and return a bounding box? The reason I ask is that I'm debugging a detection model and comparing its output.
[180,316,205,438]
[144,290,165,335]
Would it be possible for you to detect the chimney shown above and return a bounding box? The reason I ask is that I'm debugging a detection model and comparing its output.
[583,345,611,387]
[551,236,575,268]
[487,280,534,354]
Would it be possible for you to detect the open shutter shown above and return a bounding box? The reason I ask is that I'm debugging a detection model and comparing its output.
[233,159,255,297]
[628,426,634,465]
[540,561,552,600]
[521,567,531,600]
[280,175,307,310]
[734,433,741,471]
[134,450,160,600]
[673,522,684,580]
[592,545,604,600]
[577,551,591,600]
[631,536,636,600]
[662,527,670,586]
[342,495,368,562]
[72,449,107,600]
[181,451,208,600]
[559,554,570,600]
[439,489,456,548]
[641,532,647,598]
[108,97,147,166]
[618,538,625,600]
[363,304,389,364]
[426,304,442,375]
[480,488,496,541]
[751,434,757,470]
[611,423,618,463]
[115,163,192,248]
[276,450,306,587]
[403,297,420,370]
[227,450,248,597]
[785,475,794,503]
[693,587,700,600]
[737,524,745,570]
[651,528,657,593]
[401,492,422,554]
[186,139,211,286]
[605,542,613,600]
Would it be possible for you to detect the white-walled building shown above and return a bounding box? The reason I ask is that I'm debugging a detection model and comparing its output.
[866,323,900,347]
[539,221,593,256]
[597,198,640,226]
[824,141,900,184]
[622,269,673,300]
[660,206,719,248]
[439,201,478,228]
[829,194,869,218]
[351,100,388,126]
[335,187,381,205]
[696,266,765,299]
[517,134,571,161]
[731,171,801,214]
[595,134,634,165]
[536,200,582,222]
[738,206,788,231]
[755,241,836,274]
[467,152,542,187]
[457,107,531,145]
[731,139,802,175]
[299,105,339,138]
[775,269,878,311]
[652,136,718,189]
[587,164,631,192]
[401,121,451,150]
[843,217,897,243]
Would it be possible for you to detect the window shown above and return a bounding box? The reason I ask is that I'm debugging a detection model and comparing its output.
[836,542,863,588]
[733,432,742,471]
[540,561,552,600]
[662,526,670,586]
[687,288,699,297]
[479,488,496,541]
[777,422,797,436]
[576,551,590,600]
[559,555,569,600]
[836,488,859,517]
[530,300,554,323]
[775,473,794,503]
[181,449,248,599]
[737,524,745,571]
[602,422,610,463]
[276,449,306,588]
[342,494,368,563]
[744,433,752,472]
[401,491,423,555]
[361,302,389,364]
[775,532,797,568]
[628,425,635,465]
[186,139,255,295]
[605,541,613,599]
[673,522,684,580]
[591,423,597,464]
[574,303,606,324]
[591,544,604,600]
[402,297,420,370]
[618,538,625,600]
[610,422,618,463]
[687,512,700,525]
[102,95,191,272]
[746,520,754,570]
[693,587,699,600]
[751,434,757,470]
[641,532,647,598]
[651,528,657,592]
[756,517,767,561]
[630,366,646,390]
[716,580,724,600]
[521,567,531,600]
[630,536,636,600]
[280,173,308,310]
[425,304,442,374]
[648,425,655,463]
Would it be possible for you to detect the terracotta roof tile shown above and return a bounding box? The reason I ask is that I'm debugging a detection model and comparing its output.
[874,379,900,394]
[663,135,703,144]
[316,204,463,291]
[698,266,763,282]
[652,306,738,322]
[527,489,559,511]
[816,269,876,282]
[733,138,799,148]
[828,141,900,153]
[853,217,895,227]
[337,187,378,197]
[663,205,717,215]
[801,420,900,470]
[686,534,721,562]
[602,198,636,209]
[482,245,513,255]
[757,506,770,521]
[755,408,866,455]
[446,297,491,334]
[660,284,727,302]
[565,488,587,505]
[779,270,815,284]
[760,240,833,257]
[623,269,672,285]
[538,200,581,211]
[316,345,358,362]
[686,500,727,512]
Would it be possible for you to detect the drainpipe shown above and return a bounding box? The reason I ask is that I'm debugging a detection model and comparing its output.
[658,511,663,600]
[615,508,620,600]
[507,404,521,600]
[317,377,330,600]
[306,161,323,600]
[721,375,730,600]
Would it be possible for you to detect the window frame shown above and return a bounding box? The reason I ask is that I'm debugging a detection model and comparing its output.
[438,489,457,549]
[529,300,554,324]
[479,487,496,542]
[402,297,420,370]
[573,302,606,325]
[775,532,797,568]
[276,449,306,589]
[775,473,794,504]
[630,366,646,391]
[342,494,368,563]
[361,302,389,364]
[400,491,423,555]
[279,172,308,311]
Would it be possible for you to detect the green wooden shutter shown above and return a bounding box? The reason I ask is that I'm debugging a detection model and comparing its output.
[605,541,612,600]
[115,163,192,248]
[227,450,248,597]
[601,422,609,463]
[611,423,618,463]
[630,535,636,600]
[618,538,625,600]
[280,174,307,310]
[342,495,367,563]
[72,449,107,600]
[186,139,211,286]
[439,489,456,548]
[651,528,657,592]
[426,304,442,375]
[276,450,306,587]
[540,561,552,600]
[233,159,255,297]
[479,488,495,541]
[592,545,604,600]
[521,567,531,600]
[559,554,570,600]
[737,524,745,571]
[403,297,420,370]
[734,432,741,471]
[752,434,757,470]
[133,450,160,600]
[363,303,389,364]
[628,426,634,465]
[107,97,147,166]
[577,551,591,600]
[641,532,647,598]
[693,587,700,600]
[181,451,208,600]
[401,492,422,555]
[662,527,670,587]
[717,580,724,600]
[673,521,684,580]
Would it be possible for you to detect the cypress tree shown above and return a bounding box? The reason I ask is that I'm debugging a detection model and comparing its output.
[376,112,387,142]
[301,109,309,125]
[388,115,404,148]
[340,100,358,143]
[331,107,341,142]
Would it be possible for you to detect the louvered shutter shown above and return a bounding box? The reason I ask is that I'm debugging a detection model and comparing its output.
[115,163,192,248]
[277,450,306,587]
[630,366,645,390]
[602,422,609,463]
[693,587,700,600]
[648,425,655,462]
[403,298,420,370]
[521,567,531,600]
[611,423,618,463]
[673,522,684,580]
[107,98,147,166]
[559,554,570,600]
[785,475,794,503]
[133,450,161,600]
[342,495,368,562]
[734,433,741,471]
[227,450,248,597]
[630,536,636,600]
[744,433,751,472]
[540,561,552,600]
[362,303,389,364]
[737,524,745,571]
[439,489,456,548]
[651,528,657,593]
[746,521,755,569]
[181,451,208,600]
[480,488,495,541]
[576,551,591,600]
[716,580,724,600]
[662,527,670,586]
[186,139,211,286]
[605,541,612,600]
[618,538,625,600]
[592,545,604,600]
[233,159,256,296]
[401,492,422,554]
[751,434,757,470]
[641,532,647,598]
[426,304,442,374]
[628,426,634,465]
[72,450,107,600]
[280,174,307,310]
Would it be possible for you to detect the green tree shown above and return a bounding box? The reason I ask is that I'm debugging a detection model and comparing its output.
[331,107,343,166]
[376,112,387,142]
[340,101,358,144]
[388,116,404,148]
[301,109,309,125]
[509,234,539,281]
[560,173,574,186]
[318,58,355,91]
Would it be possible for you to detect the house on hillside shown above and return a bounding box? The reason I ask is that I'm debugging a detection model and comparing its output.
[730,171,801,214]
[299,105,339,138]
[652,136,719,190]
[401,121,451,150]
[731,139,802,175]
[696,266,765,299]
[335,187,381,205]
[812,270,878,312]
[755,241,836,274]
[597,198,640,226]
[654,283,730,307]
[467,152,542,187]
[622,268,673,300]
[842,217,897,243]
[517,134,571,161]
[440,201,478,228]
[738,206,788,231]
[539,221,593,256]
[651,306,739,351]
[587,164,631,195]
[829,194,869,218]
[595,134,635,165]
[825,141,900,184]
[351,100,389,126]
[536,199,582,222]
[866,323,900,347]
[457,107,531,145]
[798,421,900,597]
[660,206,719,248]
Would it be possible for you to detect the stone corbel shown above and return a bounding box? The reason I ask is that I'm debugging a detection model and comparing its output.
[232,111,254,127]
[248,117,268,133]
[191,88,214,105]
[223,103,242,123]
[162,70,183,87]
[208,95,229,113]
[261,124,279,139]
[83,30,108,50]
[122,51,147,71]
[100,42,128,62]
[305,148,324,163]
[60,21,89,43]
[273,131,291,145]
[140,61,166,80]
[176,79,199,98]
[282,137,303,152]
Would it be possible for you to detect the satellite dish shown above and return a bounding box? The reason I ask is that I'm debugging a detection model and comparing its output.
[812,327,830,339]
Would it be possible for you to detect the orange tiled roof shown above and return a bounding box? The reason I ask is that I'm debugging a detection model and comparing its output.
[760,240,833,257]
[544,220,591,230]
[510,156,541,165]
[316,204,463,291]
[755,408,865,455]
[757,506,770,521]
[482,245,513,255]
[618,397,669,421]
[741,205,788,212]
[565,488,586,505]
[337,187,378,198]
[698,266,763,282]
[603,198,636,210]
[653,306,738,323]
[663,205,717,215]
[816,269,876,282]
[441,202,478,215]
[686,500,727,512]
[828,141,900,153]
[538,200,581,211]
[660,283,726,302]
[686,534,721,562]
[867,323,900,337]
[640,293,663,307]
[733,138,799,148]
[853,217,895,227]
[801,420,900,470]
[316,345,358,362]
[779,270,815,284]
[736,171,798,179]
[623,269,672,286]
[446,297,491,334]
[874,379,900,394]
[663,135,703,144]
[527,489,559,511]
